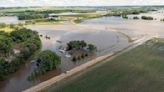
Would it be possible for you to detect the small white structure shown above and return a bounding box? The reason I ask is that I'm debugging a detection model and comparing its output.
[48,14,61,20]
[65,52,71,58]
[13,49,20,55]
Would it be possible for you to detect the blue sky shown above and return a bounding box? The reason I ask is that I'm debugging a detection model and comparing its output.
[0,0,164,7]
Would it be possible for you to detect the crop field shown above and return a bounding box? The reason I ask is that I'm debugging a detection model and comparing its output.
[45,38,164,92]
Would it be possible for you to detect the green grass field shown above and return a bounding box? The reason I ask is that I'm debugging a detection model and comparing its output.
[0,27,13,32]
[45,38,164,92]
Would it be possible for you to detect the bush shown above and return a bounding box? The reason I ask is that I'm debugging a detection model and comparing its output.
[0,37,12,55]
[0,57,23,80]
[81,54,85,59]
[160,19,164,21]
[122,15,128,19]
[85,53,88,57]
[17,13,48,20]
[88,44,97,51]
[133,16,139,20]
[77,56,81,60]
[0,28,41,80]
[28,50,61,80]
[67,40,87,50]
[141,16,153,20]
[72,56,77,62]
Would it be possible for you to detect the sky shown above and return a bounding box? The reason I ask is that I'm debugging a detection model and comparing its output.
[0,0,164,7]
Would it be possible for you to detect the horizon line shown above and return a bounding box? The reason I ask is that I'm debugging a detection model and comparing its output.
[0,5,164,8]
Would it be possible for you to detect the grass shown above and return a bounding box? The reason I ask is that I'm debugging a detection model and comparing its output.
[45,38,164,92]
[0,35,6,39]
[34,21,63,25]
[0,7,49,13]
[0,27,13,32]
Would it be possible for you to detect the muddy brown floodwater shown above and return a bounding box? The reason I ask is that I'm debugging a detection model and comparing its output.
[0,20,129,92]
[2,10,164,92]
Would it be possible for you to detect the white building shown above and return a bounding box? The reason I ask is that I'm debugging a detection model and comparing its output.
[48,14,61,20]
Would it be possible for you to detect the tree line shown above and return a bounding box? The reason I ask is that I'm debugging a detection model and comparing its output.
[0,28,41,80]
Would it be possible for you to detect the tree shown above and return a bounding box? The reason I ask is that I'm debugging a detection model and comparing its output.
[88,44,97,51]
[0,58,8,80]
[0,28,41,80]
[133,16,139,20]
[80,40,87,48]
[141,16,153,20]
[0,38,12,56]
[28,50,61,80]
[10,28,40,43]
[67,40,87,50]
[37,50,61,73]
[72,56,77,62]
[122,15,128,19]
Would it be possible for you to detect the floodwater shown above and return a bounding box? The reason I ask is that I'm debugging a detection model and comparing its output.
[1,10,164,92]
[128,10,164,21]
[82,16,164,38]
[0,16,20,24]
[0,22,129,92]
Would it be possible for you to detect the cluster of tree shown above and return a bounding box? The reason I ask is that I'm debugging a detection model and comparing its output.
[17,13,48,20]
[0,32,12,56]
[67,40,97,51]
[0,57,23,80]
[67,40,87,50]
[141,16,154,20]
[160,19,164,21]
[20,38,41,59]
[122,15,128,19]
[28,50,61,81]
[105,8,155,17]
[11,28,38,42]
[72,53,88,62]
[133,16,139,20]
[0,28,41,80]
[0,37,12,56]
[11,28,41,59]
[88,44,97,51]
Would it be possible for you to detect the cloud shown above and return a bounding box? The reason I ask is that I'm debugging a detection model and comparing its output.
[0,0,164,7]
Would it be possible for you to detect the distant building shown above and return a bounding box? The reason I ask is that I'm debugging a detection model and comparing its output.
[48,14,61,20]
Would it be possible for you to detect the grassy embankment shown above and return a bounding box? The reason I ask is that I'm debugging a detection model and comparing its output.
[0,27,13,32]
[45,38,164,92]
[73,12,105,23]
[0,24,23,33]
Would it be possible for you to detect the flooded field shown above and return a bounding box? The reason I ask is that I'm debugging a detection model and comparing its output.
[128,10,164,21]
[1,10,164,92]
[0,21,129,92]
[0,16,20,24]
[82,16,164,38]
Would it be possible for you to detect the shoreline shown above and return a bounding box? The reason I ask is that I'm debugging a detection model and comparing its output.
[23,53,114,92]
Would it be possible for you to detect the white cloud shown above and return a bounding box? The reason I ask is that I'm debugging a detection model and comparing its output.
[0,0,164,7]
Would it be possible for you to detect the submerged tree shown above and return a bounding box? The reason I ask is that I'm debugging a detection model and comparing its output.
[28,50,61,80]
[88,44,97,51]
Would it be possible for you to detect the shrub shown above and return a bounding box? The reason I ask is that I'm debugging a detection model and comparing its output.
[141,16,153,20]
[133,16,139,19]
[28,50,61,80]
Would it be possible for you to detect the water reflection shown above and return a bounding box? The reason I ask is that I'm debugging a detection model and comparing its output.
[0,16,20,24]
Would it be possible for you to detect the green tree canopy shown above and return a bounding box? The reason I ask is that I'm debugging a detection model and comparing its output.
[37,50,61,73]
